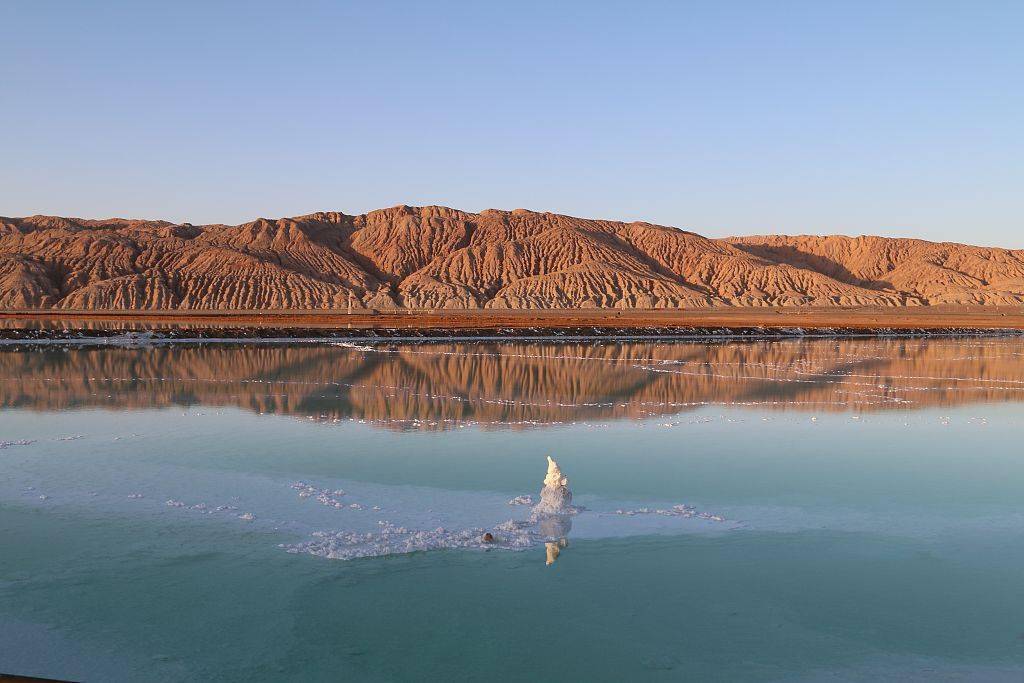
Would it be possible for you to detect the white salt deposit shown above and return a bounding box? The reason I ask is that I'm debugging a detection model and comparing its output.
[531,456,579,516]
[613,504,726,522]
[4,438,731,563]
[280,456,719,562]
[0,439,35,449]
[291,481,362,511]
[282,520,535,560]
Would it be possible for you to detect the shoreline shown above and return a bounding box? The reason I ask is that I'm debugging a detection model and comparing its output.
[2,307,1024,343]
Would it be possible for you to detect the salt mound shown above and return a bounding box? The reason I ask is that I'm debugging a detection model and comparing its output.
[531,455,577,516]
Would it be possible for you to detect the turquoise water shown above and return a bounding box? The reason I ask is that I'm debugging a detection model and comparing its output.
[3,340,1024,681]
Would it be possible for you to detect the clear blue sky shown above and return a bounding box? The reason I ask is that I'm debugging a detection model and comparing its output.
[2,1,1022,245]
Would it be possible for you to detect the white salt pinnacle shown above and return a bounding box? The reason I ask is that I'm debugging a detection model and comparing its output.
[542,455,568,488]
[533,456,575,517]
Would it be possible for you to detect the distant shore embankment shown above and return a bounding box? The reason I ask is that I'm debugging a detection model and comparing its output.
[2,307,1023,342]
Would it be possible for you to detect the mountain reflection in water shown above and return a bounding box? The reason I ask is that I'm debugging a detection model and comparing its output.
[1,338,1022,429]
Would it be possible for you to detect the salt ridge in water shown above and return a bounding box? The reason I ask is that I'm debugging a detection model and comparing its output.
[613,504,726,521]
[282,456,725,561]
[0,439,35,449]
[282,520,535,560]
[291,481,366,510]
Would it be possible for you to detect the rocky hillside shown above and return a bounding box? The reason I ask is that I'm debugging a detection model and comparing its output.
[2,206,1023,309]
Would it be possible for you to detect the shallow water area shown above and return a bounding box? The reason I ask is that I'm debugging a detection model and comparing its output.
[3,338,1024,681]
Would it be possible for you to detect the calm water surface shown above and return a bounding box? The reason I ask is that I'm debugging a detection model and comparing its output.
[3,339,1024,681]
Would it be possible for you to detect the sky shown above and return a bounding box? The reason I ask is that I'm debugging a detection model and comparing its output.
[2,1,1022,246]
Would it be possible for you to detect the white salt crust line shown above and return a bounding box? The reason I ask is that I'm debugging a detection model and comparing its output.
[10,362,1024,400]
[0,381,1010,419]
[0,374,939,409]
[328,342,1024,371]
[636,362,1024,387]
[9,375,1024,398]
[632,365,1024,398]
[2,411,991,445]
[0,439,37,449]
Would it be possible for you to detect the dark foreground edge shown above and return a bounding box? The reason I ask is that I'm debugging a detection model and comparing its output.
[0,674,76,683]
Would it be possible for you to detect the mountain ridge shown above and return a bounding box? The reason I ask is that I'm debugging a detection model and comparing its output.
[3,205,1024,310]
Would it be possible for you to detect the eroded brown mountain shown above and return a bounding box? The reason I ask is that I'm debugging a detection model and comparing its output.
[1,339,1020,428]
[3,206,1024,310]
